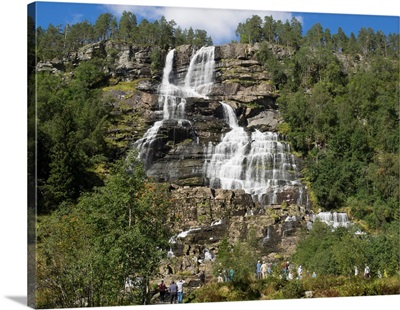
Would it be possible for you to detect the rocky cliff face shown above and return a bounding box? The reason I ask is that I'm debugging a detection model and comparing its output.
[123,43,309,269]
[131,43,285,187]
[37,41,311,273]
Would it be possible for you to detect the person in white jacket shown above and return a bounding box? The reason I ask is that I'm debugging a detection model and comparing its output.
[176,279,185,303]
[297,265,303,279]
[261,261,268,279]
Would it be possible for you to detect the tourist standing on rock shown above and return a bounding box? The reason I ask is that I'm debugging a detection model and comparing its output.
[256,260,262,280]
[261,261,268,279]
[124,277,133,293]
[297,265,303,279]
[229,268,235,281]
[281,261,288,278]
[169,281,178,304]
[288,270,294,280]
[223,269,229,282]
[364,265,370,278]
[159,280,166,303]
[176,279,185,303]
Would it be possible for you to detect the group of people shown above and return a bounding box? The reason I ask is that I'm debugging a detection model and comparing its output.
[255,261,386,280]
[256,260,314,281]
[355,265,385,278]
[158,271,206,304]
[216,268,235,283]
[158,279,185,304]
[257,261,382,280]
[256,260,273,280]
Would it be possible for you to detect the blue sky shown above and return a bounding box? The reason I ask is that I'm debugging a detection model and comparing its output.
[29,1,399,45]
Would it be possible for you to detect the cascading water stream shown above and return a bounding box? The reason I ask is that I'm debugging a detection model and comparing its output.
[311,212,351,228]
[204,102,307,205]
[134,46,215,168]
[134,44,307,207]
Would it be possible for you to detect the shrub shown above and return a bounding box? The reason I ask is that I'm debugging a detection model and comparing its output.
[191,282,227,303]
[281,280,305,299]
[313,288,341,298]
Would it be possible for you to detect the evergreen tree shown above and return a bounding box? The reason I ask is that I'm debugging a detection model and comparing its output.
[118,11,137,41]
[305,23,324,48]
[37,23,64,60]
[158,16,176,48]
[174,26,186,46]
[235,15,263,44]
[94,13,114,41]
[289,16,303,50]
[136,19,158,45]
[332,27,348,53]
[263,15,276,43]
[186,27,195,44]
[193,29,209,46]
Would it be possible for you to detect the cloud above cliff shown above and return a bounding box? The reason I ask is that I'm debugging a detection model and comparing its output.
[104,4,300,45]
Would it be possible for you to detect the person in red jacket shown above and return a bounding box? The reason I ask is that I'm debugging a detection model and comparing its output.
[159,280,167,303]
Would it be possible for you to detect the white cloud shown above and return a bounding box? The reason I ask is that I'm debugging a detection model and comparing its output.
[70,13,85,25]
[104,4,165,20]
[104,4,297,44]
[162,7,294,44]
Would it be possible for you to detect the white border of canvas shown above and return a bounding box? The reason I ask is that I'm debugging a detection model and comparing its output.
[1,1,399,310]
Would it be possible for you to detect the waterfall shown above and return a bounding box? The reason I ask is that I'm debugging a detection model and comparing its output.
[134,46,215,167]
[134,45,307,207]
[204,102,306,205]
[183,46,215,97]
[159,49,186,120]
[310,211,351,228]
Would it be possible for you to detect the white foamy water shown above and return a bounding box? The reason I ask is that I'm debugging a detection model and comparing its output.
[204,102,306,205]
[134,47,215,167]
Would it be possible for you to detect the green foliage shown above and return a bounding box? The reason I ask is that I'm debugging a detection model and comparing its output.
[265,20,399,227]
[236,15,263,44]
[190,282,243,302]
[292,221,400,278]
[64,20,95,54]
[36,13,214,62]
[213,238,259,285]
[94,13,114,41]
[281,280,304,299]
[117,11,137,41]
[237,14,303,49]
[34,59,113,213]
[150,47,165,74]
[72,58,108,89]
[37,24,64,60]
[338,277,400,296]
[191,271,399,303]
[37,151,172,308]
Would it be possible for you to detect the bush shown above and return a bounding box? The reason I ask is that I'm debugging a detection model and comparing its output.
[313,288,341,298]
[337,278,367,296]
[281,280,305,299]
[191,283,228,303]
[364,278,400,296]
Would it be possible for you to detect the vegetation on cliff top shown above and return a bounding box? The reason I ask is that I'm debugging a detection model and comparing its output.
[33,12,213,63]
